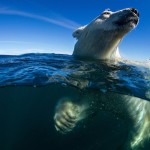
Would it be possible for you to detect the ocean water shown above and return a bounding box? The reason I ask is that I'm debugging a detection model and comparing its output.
[0,53,150,150]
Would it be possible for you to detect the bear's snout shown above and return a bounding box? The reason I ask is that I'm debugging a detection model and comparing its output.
[129,8,139,17]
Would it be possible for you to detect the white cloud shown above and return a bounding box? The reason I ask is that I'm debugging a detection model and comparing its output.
[0,8,80,30]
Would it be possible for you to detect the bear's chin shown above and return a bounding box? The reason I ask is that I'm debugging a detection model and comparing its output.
[115,16,138,31]
[127,18,138,29]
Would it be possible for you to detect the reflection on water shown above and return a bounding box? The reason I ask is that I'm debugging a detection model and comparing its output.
[0,53,150,150]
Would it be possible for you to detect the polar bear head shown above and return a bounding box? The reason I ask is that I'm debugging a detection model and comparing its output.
[73,8,139,60]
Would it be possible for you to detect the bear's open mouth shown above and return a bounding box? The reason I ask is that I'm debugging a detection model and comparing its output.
[131,18,138,25]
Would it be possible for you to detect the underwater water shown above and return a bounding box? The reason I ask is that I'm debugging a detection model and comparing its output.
[0,53,150,150]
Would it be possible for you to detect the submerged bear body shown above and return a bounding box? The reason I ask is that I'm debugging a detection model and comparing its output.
[53,8,150,150]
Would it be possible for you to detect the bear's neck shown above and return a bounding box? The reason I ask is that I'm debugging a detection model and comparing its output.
[73,29,122,60]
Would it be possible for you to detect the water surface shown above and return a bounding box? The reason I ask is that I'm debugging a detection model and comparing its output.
[0,53,149,150]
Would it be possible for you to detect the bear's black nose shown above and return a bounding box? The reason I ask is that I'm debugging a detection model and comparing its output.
[130,8,139,17]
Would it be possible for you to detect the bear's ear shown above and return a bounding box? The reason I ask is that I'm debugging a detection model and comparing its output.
[72,25,86,39]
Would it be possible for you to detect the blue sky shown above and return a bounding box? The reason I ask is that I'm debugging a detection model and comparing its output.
[0,0,149,61]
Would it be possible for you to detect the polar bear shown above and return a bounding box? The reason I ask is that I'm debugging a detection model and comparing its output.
[73,8,139,60]
[54,8,150,150]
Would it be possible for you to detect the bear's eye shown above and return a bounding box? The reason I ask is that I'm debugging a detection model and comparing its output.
[103,12,111,15]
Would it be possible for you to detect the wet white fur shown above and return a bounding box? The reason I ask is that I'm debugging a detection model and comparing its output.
[72,8,138,60]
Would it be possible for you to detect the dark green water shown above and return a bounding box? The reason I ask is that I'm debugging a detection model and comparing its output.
[0,85,128,150]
